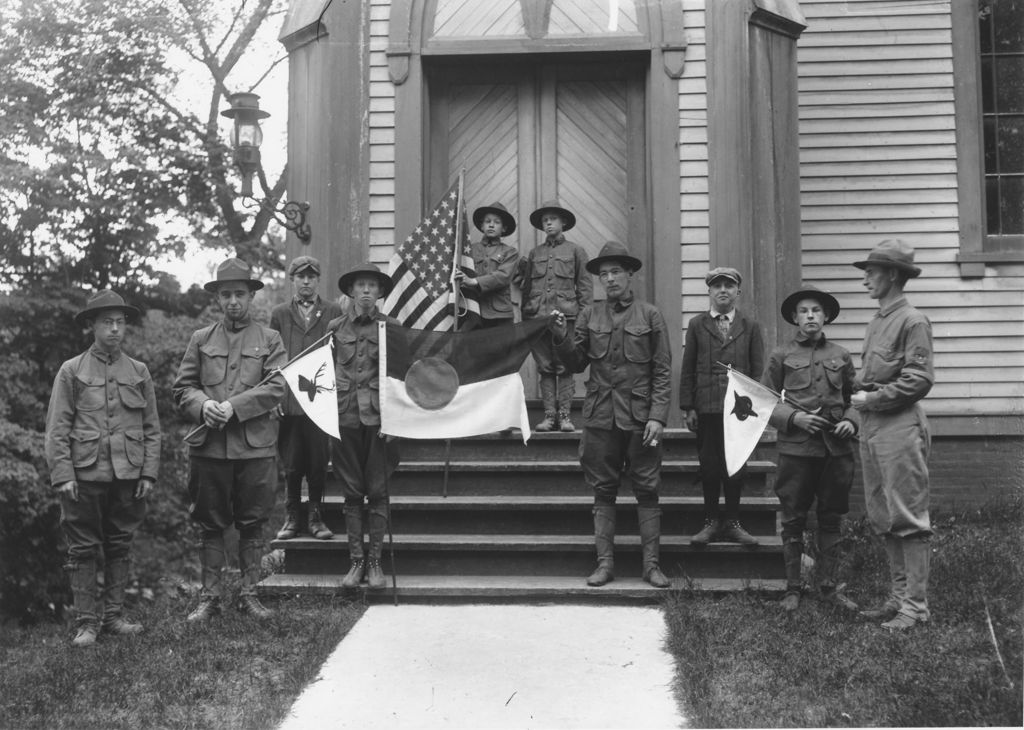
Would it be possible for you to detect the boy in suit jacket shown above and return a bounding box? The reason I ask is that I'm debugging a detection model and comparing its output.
[679,267,765,546]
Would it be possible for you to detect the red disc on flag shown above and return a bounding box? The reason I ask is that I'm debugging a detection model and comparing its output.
[405,357,460,410]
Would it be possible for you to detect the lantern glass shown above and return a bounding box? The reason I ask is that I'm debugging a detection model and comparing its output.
[233,119,263,149]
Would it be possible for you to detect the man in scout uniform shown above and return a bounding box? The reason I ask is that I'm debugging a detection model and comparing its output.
[762,286,859,612]
[328,263,401,590]
[174,258,286,622]
[454,202,520,328]
[679,267,765,546]
[45,290,161,646]
[516,200,592,432]
[552,241,672,589]
[851,239,935,631]
[272,255,343,541]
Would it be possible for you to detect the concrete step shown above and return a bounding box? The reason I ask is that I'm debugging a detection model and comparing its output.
[274,534,784,580]
[259,573,788,604]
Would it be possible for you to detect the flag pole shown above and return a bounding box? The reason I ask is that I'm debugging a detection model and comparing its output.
[183,331,334,442]
[717,360,838,422]
[441,168,466,499]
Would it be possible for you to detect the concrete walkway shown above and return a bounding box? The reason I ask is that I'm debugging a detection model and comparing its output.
[278,604,686,729]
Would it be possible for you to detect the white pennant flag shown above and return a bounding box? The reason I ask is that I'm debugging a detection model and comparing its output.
[723,367,779,476]
[280,342,340,440]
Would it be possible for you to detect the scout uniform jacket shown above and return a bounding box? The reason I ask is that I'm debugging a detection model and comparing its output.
[679,309,765,414]
[173,316,286,459]
[468,239,519,321]
[855,295,934,412]
[558,294,672,430]
[517,235,593,320]
[762,333,859,457]
[45,344,161,487]
[328,308,400,429]
[270,296,344,416]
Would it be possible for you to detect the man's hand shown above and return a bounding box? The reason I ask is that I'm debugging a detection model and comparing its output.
[684,409,699,432]
[218,401,235,423]
[642,420,664,448]
[832,420,856,439]
[202,399,228,428]
[377,429,397,444]
[135,478,154,500]
[851,391,868,409]
[792,411,834,434]
[57,480,79,502]
[453,271,478,289]
[549,310,568,340]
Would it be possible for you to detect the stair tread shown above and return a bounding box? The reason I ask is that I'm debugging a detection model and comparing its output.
[320,494,780,509]
[395,460,776,471]
[273,534,782,550]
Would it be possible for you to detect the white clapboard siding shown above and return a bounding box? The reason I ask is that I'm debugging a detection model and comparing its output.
[369,0,396,266]
[798,2,1024,419]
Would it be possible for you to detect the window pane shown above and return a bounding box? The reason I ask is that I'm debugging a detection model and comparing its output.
[995,56,1024,113]
[986,177,1002,233]
[979,0,993,53]
[993,0,1024,52]
[982,56,995,113]
[984,117,998,172]
[997,115,1024,173]
[999,176,1024,233]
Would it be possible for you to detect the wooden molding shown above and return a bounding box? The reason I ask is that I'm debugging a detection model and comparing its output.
[388,0,416,85]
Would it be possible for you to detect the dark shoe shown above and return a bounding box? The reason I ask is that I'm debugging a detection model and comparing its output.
[71,623,99,648]
[102,615,143,635]
[238,594,273,620]
[535,413,557,432]
[558,410,575,432]
[881,612,921,631]
[366,559,386,590]
[719,520,759,546]
[690,519,718,546]
[187,597,221,623]
[781,590,800,612]
[586,565,614,587]
[643,565,670,589]
[821,583,858,612]
[859,601,899,621]
[341,559,365,589]
[307,507,334,540]
[276,509,299,540]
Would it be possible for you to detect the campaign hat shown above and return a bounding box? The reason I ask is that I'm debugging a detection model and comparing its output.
[204,257,265,292]
[529,200,576,232]
[287,255,322,277]
[853,239,922,278]
[472,202,517,236]
[705,266,742,286]
[586,240,642,275]
[781,285,841,325]
[74,290,140,326]
[338,262,392,298]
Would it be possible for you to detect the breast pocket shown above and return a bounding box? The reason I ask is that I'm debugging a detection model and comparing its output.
[783,356,812,391]
[74,375,106,412]
[624,324,652,363]
[867,345,903,384]
[117,374,147,410]
[335,333,358,367]
[587,323,611,360]
[240,345,269,386]
[823,359,847,390]
[199,343,228,386]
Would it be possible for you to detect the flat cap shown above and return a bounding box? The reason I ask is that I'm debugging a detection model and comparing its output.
[705,267,742,286]
[288,255,322,276]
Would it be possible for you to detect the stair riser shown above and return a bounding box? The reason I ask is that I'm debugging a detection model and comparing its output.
[285,548,785,580]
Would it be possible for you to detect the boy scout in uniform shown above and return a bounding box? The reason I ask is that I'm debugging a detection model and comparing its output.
[454,202,520,328]
[851,240,935,631]
[552,241,672,588]
[762,287,858,612]
[45,290,161,647]
[679,267,765,546]
[174,258,286,622]
[328,263,401,590]
[271,255,343,540]
[517,200,592,432]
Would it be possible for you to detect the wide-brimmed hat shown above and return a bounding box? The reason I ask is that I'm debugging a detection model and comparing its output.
[586,240,642,275]
[853,239,921,278]
[287,255,322,277]
[472,202,517,236]
[781,286,841,325]
[74,290,140,326]
[338,262,392,298]
[529,200,576,232]
[204,257,265,292]
[705,266,742,286]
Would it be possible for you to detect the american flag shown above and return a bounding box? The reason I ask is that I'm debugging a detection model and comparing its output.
[384,178,480,331]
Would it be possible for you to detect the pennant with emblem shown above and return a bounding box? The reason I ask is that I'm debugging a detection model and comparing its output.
[723,367,780,476]
[280,342,340,440]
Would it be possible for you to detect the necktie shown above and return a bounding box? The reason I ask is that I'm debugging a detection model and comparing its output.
[716,314,730,340]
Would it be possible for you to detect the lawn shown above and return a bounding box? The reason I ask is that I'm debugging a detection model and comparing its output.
[664,497,1024,728]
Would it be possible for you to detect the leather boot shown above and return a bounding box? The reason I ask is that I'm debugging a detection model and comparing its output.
[341,506,365,589]
[691,518,718,546]
[557,378,575,432]
[781,539,803,611]
[861,535,905,621]
[817,532,858,611]
[102,558,143,635]
[307,503,334,540]
[188,535,225,623]
[276,507,300,540]
[67,559,100,647]
[535,376,557,431]
[238,539,273,619]
[586,505,616,586]
[882,536,930,629]
[366,503,388,589]
[638,506,670,588]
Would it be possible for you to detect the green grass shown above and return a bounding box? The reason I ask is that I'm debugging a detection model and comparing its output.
[0,593,366,730]
[664,497,1024,728]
